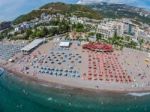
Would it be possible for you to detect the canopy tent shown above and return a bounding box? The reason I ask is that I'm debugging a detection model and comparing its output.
[59,42,70,47]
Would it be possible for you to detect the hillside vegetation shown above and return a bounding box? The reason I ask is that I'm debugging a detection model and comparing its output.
[13,2,102,24]
[88,3,150,25]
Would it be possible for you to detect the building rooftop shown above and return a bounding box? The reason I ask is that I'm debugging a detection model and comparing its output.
[21,38,45,52]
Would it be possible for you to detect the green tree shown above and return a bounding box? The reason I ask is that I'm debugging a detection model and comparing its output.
[96,33,102,41]
[125,36,130,41]
[129,40,138,49]
[75,23,84,32]
[25,29,33,39]
[43,27,49,36]
[139,38,144,49]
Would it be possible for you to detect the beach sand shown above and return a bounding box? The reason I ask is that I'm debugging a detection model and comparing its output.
[1,39,150,93]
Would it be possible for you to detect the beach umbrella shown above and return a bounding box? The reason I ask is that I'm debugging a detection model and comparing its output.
[69,71,72,73]
[83,73,86,76]
[99,78,103,81]
[64,73,67,76]
[78,61,82,63]
[88,76,92,80]
[88,73,92,76]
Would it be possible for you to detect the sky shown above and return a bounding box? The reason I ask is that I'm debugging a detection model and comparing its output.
[0,0,149,21]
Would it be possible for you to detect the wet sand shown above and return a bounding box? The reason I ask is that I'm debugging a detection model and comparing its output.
[1,62,150,93]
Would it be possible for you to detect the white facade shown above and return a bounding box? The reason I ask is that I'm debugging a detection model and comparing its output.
[15,27,20,32]
[97,21,116,38]
[70,16,84,24]
[97,18,150,41]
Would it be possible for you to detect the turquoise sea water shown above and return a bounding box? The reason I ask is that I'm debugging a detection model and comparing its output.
[0,71,150,112]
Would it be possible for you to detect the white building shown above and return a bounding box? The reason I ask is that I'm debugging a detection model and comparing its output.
[14,22,30,32]
[97,21,116,38]
[70,16,84,24]
[97,18,149,41]
[14,27,20,32]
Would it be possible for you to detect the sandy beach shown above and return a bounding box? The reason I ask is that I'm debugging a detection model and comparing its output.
[1,63,150,93]
[0,39,150,93]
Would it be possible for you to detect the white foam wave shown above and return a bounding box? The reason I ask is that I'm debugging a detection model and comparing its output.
[40,84,48,87]
[48,97,53,101]
[127,92,150,97]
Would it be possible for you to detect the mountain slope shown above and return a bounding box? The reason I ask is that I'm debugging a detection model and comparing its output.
[13,2,102,24]
[77,0,150,10]
[88,3,150,24]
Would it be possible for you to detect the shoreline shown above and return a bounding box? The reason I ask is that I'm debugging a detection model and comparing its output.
[1,64,150,94]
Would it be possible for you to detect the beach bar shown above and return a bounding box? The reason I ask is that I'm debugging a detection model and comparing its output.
[21,38,46,54]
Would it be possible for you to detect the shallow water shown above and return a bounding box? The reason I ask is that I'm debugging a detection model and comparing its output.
[0,71,150,112]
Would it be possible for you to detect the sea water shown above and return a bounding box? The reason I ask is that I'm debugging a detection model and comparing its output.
[0,71,150,112]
